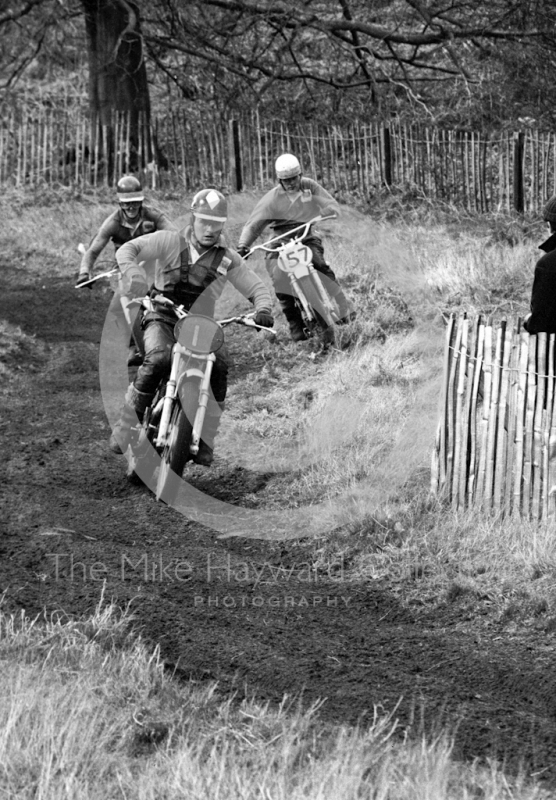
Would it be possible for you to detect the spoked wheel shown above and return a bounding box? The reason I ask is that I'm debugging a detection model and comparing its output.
[298,279,338,348]
[155,405,193,504]
[155,380,199,504]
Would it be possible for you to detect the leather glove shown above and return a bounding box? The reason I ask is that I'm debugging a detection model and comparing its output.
[254,310,274,328]
[237,246,250,259]
[75,270,91,289]
[128,276,149,298]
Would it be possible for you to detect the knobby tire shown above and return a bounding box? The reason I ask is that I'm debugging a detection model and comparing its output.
[298,275,337,345]
[156,379,199,503]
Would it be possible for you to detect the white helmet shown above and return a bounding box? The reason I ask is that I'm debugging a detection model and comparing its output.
[191,189,228,221]
[275,153,301,180]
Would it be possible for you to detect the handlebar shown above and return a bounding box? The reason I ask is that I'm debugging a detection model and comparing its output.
[246,214,336,257]
[133,294,276,335]
[75,242,120,289]
[75,268,119,289]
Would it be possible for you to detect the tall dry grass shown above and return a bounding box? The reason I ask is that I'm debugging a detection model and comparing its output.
[0,599,550,800]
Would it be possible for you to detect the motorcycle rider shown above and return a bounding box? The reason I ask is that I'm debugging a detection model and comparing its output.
[76,175,175,285]
[76,175,176,370]
[109,188,274,466]
[236,153,354,342]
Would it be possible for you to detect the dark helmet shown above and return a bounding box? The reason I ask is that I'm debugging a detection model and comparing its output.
[191,189,228,222]
[117,175,144,203]
[543,196,556,225]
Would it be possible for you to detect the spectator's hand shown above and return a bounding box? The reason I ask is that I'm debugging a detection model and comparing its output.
[75,270,92,289]
[237,245,250,259]
[254,310,274,328]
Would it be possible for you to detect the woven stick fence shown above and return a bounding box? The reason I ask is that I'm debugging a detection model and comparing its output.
[431,314,556,518]
[1,101,556,213]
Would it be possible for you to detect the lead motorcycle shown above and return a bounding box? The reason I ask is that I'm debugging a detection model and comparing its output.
[122,295,275,503]
[247,215,343,346]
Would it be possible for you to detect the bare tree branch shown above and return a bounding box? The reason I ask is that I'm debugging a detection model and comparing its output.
[0,0,46,27]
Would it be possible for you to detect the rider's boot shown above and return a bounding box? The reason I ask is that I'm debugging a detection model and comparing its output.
[193,405,223,467]
[109,385,153,454]
[276,293,307,342]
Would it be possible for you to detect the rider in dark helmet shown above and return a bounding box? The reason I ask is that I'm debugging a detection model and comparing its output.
[109,188,274,466]
[524,196,556,334]
[76,175,177,372]
[76,175,175,285]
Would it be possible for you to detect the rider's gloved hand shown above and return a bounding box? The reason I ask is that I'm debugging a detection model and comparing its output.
[320,208,337,219]
[237,246,250,259]
[128,276,149,298]
[75,270,91,289]
[254,310,274,328]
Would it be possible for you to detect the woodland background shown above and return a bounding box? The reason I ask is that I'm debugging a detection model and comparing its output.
[1,0,556,172]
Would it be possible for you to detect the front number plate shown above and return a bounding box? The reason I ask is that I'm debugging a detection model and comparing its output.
[277,242,312,274]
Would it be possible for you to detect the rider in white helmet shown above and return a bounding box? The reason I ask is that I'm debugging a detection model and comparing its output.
[109,188,274,466]
[237,153,354,341]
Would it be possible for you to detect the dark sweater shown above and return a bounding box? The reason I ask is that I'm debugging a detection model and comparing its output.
[523,233,556,334]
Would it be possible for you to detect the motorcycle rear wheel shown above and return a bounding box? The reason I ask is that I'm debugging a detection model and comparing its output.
[126,395,162,485]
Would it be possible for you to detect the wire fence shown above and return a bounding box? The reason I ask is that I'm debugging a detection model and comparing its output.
[2,103,556,212]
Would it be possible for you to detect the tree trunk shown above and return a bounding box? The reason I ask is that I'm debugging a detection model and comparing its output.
[81,0,153,174]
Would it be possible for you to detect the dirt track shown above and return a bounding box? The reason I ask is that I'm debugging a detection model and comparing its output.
[3,267,556,786]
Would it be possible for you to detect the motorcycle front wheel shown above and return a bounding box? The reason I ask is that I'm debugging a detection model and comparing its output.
[156,378,202,503]
[297,276,337,346]
[156,404,193,503]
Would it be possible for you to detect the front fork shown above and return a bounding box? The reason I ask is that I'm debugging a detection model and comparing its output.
[189,354,215,455]
[289,266,339,322]
[155,345,215,455]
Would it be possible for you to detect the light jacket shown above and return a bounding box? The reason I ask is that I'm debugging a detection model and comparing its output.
[237,178,340,250]
[116,227,272,318]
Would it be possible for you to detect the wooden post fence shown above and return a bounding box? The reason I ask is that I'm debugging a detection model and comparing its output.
[513,131,525,213]
[431,314,556,518]
[0,104,554,209]
[229,119,243,192]
[382,125,392,187]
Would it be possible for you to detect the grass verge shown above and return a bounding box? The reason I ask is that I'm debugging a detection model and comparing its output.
[0,598,550,800]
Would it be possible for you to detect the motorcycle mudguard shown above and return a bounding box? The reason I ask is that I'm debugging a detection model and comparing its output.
[290,263,312,279]
[175,363,214,455]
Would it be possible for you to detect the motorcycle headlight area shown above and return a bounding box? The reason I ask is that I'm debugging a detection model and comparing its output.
[174,315,225,354]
